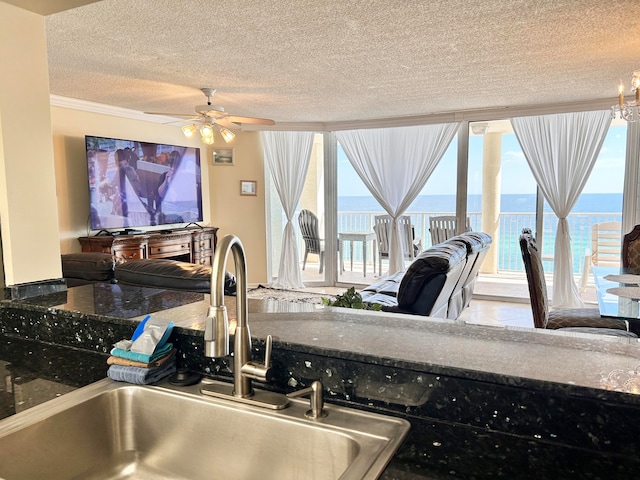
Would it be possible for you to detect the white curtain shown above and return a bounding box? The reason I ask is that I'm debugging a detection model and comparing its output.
[622,121,640,235]
[337,123,459,274]
[261,131,314,289]
[511,110,611,308]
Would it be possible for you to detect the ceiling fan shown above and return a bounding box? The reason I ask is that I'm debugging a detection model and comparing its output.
[145,87,275,145]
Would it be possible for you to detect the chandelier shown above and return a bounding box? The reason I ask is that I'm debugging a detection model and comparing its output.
[611,71,640,122]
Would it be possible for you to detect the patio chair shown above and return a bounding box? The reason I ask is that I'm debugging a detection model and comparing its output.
[519,228,634,335]
[373,215,421,274]
[298,209,324,274]
[622,224,640,269]
[429,215,471,245]
[579,221,622,291]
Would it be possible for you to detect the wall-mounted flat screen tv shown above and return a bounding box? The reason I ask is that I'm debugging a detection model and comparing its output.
[85,135,203,231]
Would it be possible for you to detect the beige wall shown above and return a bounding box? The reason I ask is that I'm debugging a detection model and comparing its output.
[0,3,62,286]
[51,108,208,251]
[51,106,269,283]
[206,131,268,282]
[1,1,268,286]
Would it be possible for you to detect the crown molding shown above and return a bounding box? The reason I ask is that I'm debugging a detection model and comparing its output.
[240,122,327,132]
[49,95,178,124]
[50,94,618,132]
[208,98,620,132]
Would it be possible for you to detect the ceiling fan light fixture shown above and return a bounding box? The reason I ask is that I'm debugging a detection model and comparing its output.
[200,123,214,137]
[219,127,236,143]
[182,124,197,138]
[146,88,274,145]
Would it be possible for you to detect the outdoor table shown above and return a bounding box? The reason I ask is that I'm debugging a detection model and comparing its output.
[338,232,377,277]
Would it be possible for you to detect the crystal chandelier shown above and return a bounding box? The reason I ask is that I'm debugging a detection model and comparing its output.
[611,71,640,122]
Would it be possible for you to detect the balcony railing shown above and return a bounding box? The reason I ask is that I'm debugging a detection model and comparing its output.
[329,211,623,274]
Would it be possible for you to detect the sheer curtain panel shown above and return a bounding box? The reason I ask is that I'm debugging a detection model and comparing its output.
[622,122,640,235]
[511,110,611,308]
[337,123,459,274]
[261,131,314,289]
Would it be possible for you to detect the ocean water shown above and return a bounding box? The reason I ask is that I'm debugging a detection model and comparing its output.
[336,193,623,273]
[338,193,623,213]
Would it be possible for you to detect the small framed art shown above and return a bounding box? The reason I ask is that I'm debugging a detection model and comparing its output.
[240,180,257,196]
[213,147,234,165]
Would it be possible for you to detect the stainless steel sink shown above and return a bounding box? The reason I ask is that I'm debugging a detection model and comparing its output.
[0,378,410,479]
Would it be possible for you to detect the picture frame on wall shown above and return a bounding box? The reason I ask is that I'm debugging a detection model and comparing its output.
[213,147,234,165]
[240,180,257,196]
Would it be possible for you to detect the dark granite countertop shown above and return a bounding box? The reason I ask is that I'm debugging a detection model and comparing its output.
[5,283,640,402]
[4,283,640,479]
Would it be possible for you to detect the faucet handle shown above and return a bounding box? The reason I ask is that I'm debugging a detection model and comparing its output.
[240,334,273,382]
[264,334,272,370]
[204,305,229,358]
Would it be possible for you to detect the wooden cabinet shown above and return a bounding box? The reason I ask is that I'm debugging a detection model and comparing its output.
[191,228,217,265]
[148,232,193,261]
[79,235,148,261]
[78,227,219,265]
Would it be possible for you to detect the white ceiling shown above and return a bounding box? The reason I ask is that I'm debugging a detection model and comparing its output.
[12,0,640,129]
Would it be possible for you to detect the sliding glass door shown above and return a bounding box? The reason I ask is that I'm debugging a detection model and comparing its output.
[334,135,458,284]
[467,120,538,300]
[266,134,326,285]
[264,115,628,298]
[466,118,627,302]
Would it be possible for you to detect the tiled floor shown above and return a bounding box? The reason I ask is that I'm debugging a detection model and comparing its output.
[278,276,536,329]
[296,257,601,330]
[457,298,533,328]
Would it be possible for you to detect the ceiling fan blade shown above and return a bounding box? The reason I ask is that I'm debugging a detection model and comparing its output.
[226,115,276,126]
[214,118,242,130]
[145,111,199,118]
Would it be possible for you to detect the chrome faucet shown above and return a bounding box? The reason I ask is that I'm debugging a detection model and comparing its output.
[202,234,289,409]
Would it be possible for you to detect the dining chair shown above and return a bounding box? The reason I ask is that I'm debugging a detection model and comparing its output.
[373,215,421,274]
[622,224,640,269]
[298,209,324,274]
[429,215,471,246]
[579,221,622,291]
[519,228,634,335]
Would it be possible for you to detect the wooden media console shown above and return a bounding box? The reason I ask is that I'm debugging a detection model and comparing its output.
[78,227,218,265]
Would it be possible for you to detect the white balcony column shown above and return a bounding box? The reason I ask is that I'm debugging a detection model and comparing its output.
[480,132,502,274]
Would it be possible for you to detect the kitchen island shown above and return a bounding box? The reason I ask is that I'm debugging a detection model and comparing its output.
[2,282,640,479]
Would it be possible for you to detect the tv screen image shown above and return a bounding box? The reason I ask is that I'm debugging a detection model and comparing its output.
[86,135,203,231]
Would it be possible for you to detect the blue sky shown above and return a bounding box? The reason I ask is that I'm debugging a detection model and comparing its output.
[337,125,627,196]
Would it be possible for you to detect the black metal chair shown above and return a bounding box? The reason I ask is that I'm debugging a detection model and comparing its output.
[298,209,324,274]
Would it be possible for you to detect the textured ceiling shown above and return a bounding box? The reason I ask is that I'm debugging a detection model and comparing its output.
[35,0,640,127]
[2,0,99,15]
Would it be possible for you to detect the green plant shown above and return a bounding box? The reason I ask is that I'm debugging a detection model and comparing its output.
[321,287,382,311]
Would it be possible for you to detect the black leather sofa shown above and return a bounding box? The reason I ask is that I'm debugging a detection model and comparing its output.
[359,232,492,319]
[61,254,236,295]
[115,259,237,295]
[61,252,123,287]
[445,232,493,318]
